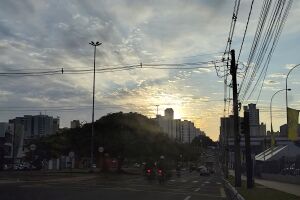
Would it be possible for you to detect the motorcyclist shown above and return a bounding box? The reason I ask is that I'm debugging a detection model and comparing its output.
[144,158,155,175]
[156,155,166,171]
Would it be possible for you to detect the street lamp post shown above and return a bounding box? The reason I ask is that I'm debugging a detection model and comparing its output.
[89,41,102,169]
[285,64,300,121]
[270,89,291,146]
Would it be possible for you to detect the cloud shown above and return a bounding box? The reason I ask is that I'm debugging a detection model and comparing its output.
[268,73,286,78]
[285,64,297,69]
[0,0,299,141]
[264,80,280,85]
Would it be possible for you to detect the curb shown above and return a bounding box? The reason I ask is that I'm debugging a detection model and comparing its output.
[223,178,245,200]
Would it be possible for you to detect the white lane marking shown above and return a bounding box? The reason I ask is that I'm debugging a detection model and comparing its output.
[220,187,226,198]
[184,196,191,200]
[182,180,187,183]
[216,182,221,185]
[194,188,200,192]
[204,181,210,184]
[192,180,198,183]
[170,179,176,182]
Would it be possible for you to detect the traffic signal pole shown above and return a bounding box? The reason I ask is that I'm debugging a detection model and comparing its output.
[230,49,241,187]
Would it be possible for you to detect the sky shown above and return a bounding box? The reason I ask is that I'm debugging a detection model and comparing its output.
[0,0,299,141]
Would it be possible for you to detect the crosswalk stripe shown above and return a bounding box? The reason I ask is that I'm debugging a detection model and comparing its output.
[184,195,191,200]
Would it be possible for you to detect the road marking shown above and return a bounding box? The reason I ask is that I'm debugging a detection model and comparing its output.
[201,184,204,186]
[182,180,187,183]
[204,181,210,184]
[170,179,176,182]
[216,182,221,185]
[220,187,226,198]
[192,180,198,183]
[194,188,200,192]
[184,196,191,200]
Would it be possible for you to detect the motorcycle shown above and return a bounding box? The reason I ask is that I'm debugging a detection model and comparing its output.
[145,168,155,181]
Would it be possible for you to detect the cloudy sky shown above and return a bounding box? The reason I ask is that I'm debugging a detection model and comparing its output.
[0,0,299,140]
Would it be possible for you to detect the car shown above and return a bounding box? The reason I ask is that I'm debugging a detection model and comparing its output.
[199,166,210,176]
[134,163,141,168]
[197,165,205,172]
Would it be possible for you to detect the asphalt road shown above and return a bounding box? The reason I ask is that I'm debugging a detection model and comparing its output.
[0,171,226,200]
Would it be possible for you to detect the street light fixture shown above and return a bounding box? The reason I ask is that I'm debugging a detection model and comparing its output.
[270,88,291,145]
[89,41,102,169]
[285,64,300,121]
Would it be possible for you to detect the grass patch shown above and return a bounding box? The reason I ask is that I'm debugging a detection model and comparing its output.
[228,176,299,200]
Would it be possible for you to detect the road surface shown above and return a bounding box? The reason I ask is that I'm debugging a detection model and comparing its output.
[0,171,226,200]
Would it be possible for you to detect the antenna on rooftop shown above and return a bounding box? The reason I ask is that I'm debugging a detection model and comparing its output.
[155,105,159,116]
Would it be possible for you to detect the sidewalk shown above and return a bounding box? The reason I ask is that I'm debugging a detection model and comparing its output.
[229,170,300,197]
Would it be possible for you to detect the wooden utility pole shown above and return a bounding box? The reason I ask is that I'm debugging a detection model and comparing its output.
[230,49,241,187]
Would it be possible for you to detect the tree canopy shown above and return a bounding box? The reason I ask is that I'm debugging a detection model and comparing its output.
[32,112,215,162]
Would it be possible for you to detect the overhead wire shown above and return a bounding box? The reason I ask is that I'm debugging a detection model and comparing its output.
[0,59,221,77]
[244,0,293,102]
[237,0,255,63]
[239,0,272,102]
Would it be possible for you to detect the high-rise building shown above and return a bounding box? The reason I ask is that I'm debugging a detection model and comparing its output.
[220,115,244,138]
[248,103,259,126]
[9,114,60,138]
[164,108,174,120]
[244,104,265,136]
[70,120,80,129]
[155,108,201,143]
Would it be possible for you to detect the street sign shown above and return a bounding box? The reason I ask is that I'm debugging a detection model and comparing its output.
[30,144,36,151]
[98,147,104,153]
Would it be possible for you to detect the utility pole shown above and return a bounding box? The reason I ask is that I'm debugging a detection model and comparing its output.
[243,108,253,188]
[155,105,159,116]
[230,49,241,187]
[89,41,102,169]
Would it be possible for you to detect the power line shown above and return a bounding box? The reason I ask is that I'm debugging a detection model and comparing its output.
[245,0,293,103]
[237,0,255,63]
[0,60,221,77]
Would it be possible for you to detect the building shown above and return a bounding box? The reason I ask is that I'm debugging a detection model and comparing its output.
[279,124,300,137]
[181,120,196,144]
[244,104,265,137]
[9,114,60,139]
[220,115,244,138]
[0,123,14,163]
[154,108,201,143]
[0,123,17,169]
[70,120,80,129]
[164,108,174,120]
[156,114,176,139]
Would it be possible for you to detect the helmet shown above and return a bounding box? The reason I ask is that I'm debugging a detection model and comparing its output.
[160,155,165,159]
